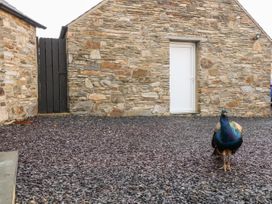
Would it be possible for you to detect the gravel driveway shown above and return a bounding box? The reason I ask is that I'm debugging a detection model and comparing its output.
[0,116,271,203]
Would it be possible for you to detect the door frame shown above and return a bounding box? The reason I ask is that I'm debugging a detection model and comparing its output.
[169,41,197,114]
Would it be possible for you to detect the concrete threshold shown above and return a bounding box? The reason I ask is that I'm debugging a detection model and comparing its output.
[0,151,18,204]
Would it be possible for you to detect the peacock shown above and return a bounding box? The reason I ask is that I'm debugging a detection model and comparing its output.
[212,110,243,172]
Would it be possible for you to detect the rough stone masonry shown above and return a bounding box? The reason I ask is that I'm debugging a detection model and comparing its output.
[0,10,38,123]
[66,0,272,117]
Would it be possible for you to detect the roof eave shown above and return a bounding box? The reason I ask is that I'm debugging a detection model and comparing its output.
[0,3,46,29]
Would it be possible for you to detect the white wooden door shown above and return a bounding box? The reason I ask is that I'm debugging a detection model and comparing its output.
[170,42,196,114]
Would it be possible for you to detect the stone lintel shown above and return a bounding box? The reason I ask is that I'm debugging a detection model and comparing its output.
[166,35,207,42]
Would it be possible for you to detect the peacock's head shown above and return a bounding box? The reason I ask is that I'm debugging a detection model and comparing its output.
[221,109,228,117]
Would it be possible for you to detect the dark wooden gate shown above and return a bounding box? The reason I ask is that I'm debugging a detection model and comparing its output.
[37,38,68,113]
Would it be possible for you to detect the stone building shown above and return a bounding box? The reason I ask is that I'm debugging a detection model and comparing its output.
[0,0,45,123]
[64,0,272,117]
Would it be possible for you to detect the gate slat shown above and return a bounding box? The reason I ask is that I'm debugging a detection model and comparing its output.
[39,39,47,113]
[52,39,60,112]
[59,39,68,112]
[45,39,54,113]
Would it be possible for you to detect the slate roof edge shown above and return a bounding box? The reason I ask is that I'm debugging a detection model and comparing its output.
[0,1,46,29]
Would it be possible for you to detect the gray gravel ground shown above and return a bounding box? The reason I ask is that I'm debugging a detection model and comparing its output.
[0,116,272,203]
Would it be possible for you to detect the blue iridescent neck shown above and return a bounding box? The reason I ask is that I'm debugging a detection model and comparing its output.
[220,114,230,129]
[220,114,234,141]
[220,114,229,126]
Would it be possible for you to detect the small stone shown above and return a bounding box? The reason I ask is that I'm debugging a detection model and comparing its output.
[253,41,262,52]
[25,103,37,116]
[89,94,107,101]
[80,70,100,76]
[245,76,254,84]
[125,107,153,116]
[0,107,8,122]
[116,103,125,110]
[101,80,112,87]
[3,51,14,60]
[241,86,254,94]
[68,54,73,63]
[12,106,24,115]
[0,87,4,96]
[72,101,93,113]
[111,93,125,103]
[6,70,18,76]
[219,76,228,83]
[154,87,163,93]
[200,58,213,69]
[226,99,240,108]
[86,41,100,49]
[84,61,100,70]
[100,41,107,48]
[208,69,219,76]
[142,92,159,100]
[101,62,120,69]
[210,95,220,105]
[28,200,37,204]
[256,87,264,92]
[150,82,160,87]
[152,105,167,114]
[132,69,150,78]
[93,18,103,26]
[109,108,124,117]
[141,50,152,57]
[85,78,94,89]
[90,50,101,59]
[93,81,101,87]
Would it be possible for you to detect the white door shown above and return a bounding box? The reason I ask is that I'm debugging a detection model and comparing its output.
[170,42,196,114]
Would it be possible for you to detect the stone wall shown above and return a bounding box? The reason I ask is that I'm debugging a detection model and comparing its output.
[0,10,38,123]
[67,0,272,117]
